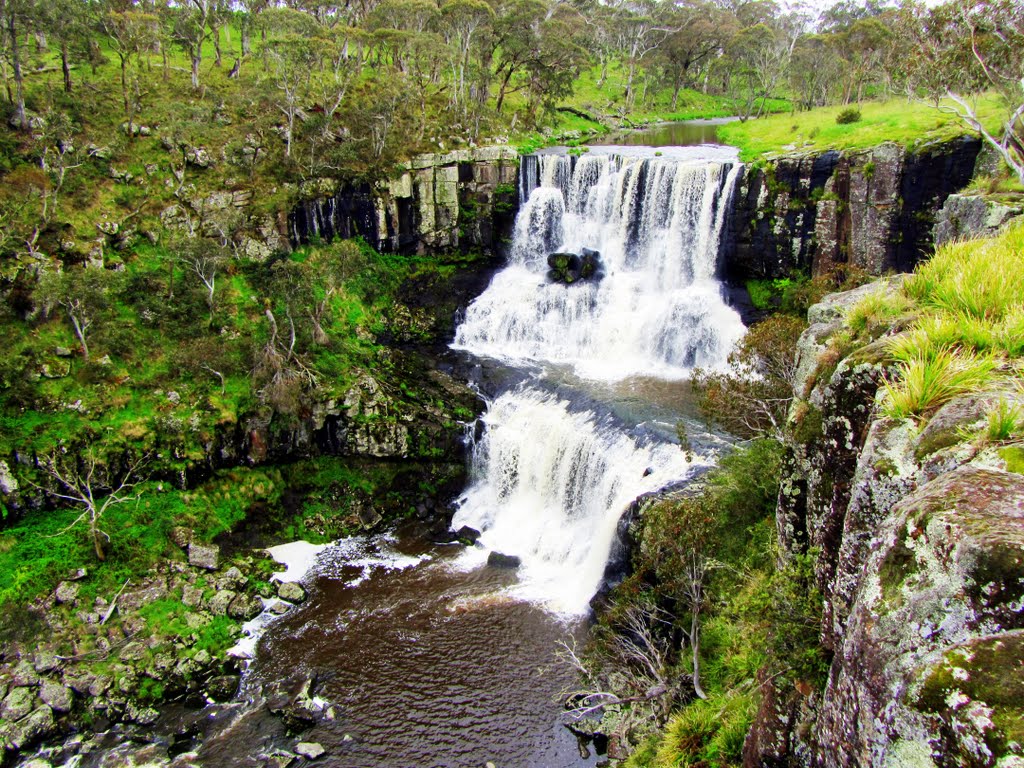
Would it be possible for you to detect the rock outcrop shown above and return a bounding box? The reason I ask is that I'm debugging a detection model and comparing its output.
[746,283,1024,767]
[289,146,520,255]
[933,193,1023,246]
[727,138,981,281]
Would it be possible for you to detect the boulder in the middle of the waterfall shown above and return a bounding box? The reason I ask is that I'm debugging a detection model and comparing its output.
[546,248,603,285]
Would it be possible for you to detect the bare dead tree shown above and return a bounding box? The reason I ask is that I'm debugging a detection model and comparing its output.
[30,452,149,561]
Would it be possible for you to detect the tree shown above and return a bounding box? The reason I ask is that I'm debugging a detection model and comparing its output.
[790,33,843,109]
[656,2,730,111]
[175,238,224,326]
[33,451,148,561]
[35,110,83,226]
[267,36,316,158]
[899,0,1024,185]
[38,0,89,93]
[36,268,122,364]
[171,0,215,90]
[101,6,159,134]
[691,315,805,440]
[439,0,494,110]
[1,0,35,131]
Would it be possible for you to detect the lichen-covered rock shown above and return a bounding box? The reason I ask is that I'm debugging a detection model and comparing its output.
[751,282,1024,768]
[277,582,306,603]
[934,193,1023,246]
[727,138,980,282]
[189,542,220,570]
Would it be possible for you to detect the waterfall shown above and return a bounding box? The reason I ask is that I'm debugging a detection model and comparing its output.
[452,146,744,615]
[453,149,745,380]
[451,388,703,614]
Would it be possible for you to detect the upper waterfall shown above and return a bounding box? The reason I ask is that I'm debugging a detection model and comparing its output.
[453,147,746,380]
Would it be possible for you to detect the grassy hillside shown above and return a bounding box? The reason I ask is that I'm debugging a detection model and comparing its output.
[719,95,1006,161]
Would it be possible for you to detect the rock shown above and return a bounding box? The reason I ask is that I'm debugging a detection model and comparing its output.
[455,526,481,544]
[487,551,521,569]
[934,193,1023,246]
[277,582,306,603]
[205,674,240,702]
[38,680,73,713]
[270,601,291,615]
[218,566,247,590]
[209,590,236,616]
[33,651,60,674]
[55,581,80,605]
[2,686,37,721]
[188,542,220,570]
[227,593,263,621]
[11,660,41,687]
[170,526,193,548]
[295,742,325,759]
[186,147,212,168]
[0,459,19,495]
[119,641,148,662]
[181,584,204,608]
[6,706,55,750]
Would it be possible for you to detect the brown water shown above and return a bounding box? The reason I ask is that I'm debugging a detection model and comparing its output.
[589,118,738,148]
[201,528,597,767]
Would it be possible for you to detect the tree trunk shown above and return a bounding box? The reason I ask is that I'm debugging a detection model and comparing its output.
[92,523,106,561]
[61,40,72,92]
[191,51,201,89]
[213,24,222,66]
[691,611,706,700]
[70,313,89,363]
[9,13,27,131]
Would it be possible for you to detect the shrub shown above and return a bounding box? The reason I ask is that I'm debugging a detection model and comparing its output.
[835,108,862,124]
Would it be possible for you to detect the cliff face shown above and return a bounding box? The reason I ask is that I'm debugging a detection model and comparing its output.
[727,138,981,282]
[288,146,520,255]
[746,282,1024,768]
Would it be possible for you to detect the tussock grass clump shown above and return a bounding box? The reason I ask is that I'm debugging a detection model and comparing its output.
[882,347,998,419]
[987,398,1024,442]
[880,223,1024,417]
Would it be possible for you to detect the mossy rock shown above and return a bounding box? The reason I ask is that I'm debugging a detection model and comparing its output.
[915,394,996,459]
[1000,445,1024,475]
[915,631,1024,759]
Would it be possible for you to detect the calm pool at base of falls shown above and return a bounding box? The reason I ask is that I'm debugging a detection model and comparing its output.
[196,525,598,768]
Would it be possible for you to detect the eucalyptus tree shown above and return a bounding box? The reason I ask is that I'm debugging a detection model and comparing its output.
[899,0,1024,184]
[170,0,216,89]
[438,0,494,111]
[101,3,160,134]
[1,0,35,130]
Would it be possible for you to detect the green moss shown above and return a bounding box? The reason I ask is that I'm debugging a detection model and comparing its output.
[916,635,1024,757]
[1000,445,1024,475]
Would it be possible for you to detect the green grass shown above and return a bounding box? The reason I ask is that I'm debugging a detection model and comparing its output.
[868,222,1024,418]
[718,95,1006,161]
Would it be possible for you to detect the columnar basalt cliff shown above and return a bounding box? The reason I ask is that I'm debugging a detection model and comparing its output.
[288,145,520,254]
[745,282,1024,768]
[727,138,981,282]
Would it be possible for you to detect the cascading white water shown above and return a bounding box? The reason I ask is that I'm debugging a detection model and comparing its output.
[452,146,745,616]
[451,388,702,614]
[453,147,746,380]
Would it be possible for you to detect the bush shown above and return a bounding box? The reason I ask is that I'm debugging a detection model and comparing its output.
[835,108,862,125]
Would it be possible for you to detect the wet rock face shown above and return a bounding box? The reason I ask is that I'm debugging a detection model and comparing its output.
[289,146,520,256]
[726,138,981,282]
[748,282,1024,767]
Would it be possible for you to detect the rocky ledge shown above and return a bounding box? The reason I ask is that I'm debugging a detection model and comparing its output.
[746,282,1024,767]
[0,537,286,764]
